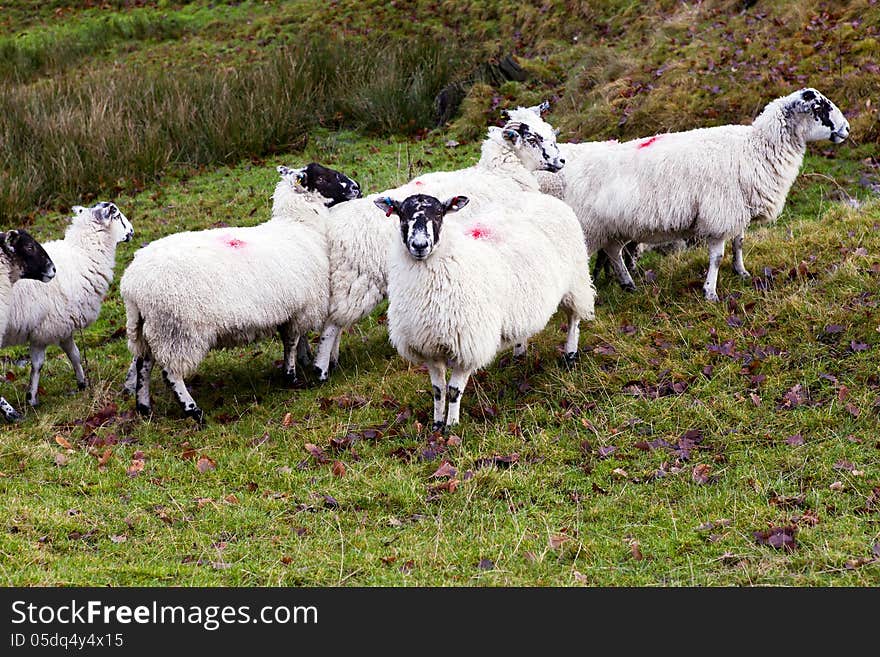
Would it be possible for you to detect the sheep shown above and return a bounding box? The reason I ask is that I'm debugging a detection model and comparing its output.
[535,88,850,301]
[312,102,566,381]
[376,192,595,431]
[119,162,361,424]
[0,229,56,421]
[3,203,133,408]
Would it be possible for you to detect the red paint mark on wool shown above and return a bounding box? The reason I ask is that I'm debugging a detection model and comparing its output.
[467,224,492,240]
[637,135,660,149]
[414,180,424,186]
[222,236,246,249]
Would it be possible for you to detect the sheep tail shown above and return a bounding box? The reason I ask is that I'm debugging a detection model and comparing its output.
[124,297,148,359]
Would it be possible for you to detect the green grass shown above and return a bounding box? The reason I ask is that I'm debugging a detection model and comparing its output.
[1,0,879,587]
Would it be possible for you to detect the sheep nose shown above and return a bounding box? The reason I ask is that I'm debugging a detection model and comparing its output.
[559,158,565,165]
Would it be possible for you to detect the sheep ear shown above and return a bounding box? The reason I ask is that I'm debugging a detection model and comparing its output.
[374,197,397,217]
[2,230,16,252]
[527,100,551,116]
[553,127,561,137]
[277,165,289,176]
[72,205,86,216]
[443,196,469,213]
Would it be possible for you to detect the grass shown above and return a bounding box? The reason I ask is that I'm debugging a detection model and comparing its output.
[1,1,879,586]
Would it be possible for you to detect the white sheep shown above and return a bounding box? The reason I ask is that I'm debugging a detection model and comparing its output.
[120,163,360,424]
[4,203,133,408]
[537,88,850,300]
[313,102,567,381]
[0,229,56,421]
[376,192,595,431]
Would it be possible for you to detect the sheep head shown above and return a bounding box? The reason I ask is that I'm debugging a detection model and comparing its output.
[72,202,134,244]
[493,101,565,172]
[375,194,469,261]
[0,229,55,283]
[277,163,362,207]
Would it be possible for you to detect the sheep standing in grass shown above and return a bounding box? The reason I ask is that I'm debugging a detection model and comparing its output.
[4,202,133,408]
[537,88,850,300]
[120,163,360,424]
[377,192,594,431]
[313,102,566,381]
[0,230,56,421]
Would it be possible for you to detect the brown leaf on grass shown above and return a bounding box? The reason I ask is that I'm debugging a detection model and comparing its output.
[281,412,294,427]
[597,445,618,459]
[830,481,844,491]
[322,495,339,509]
[380,555,397,565]
[224,494,238,504]
[249,432,270,448]
[331,460,346,477]
[54,435,73,450]
[180,443,197,461]
[573,570,589,584]
[446,435,462,447]
[692,463,713,485]
[110,534,127,543]
[845,403,861,417]
[778,384,809,410]
[549,534,569,550]
[281,556,293,565]
[127,459,145,477]
[769,493,805,508]
[97,448,113,469]
[431,461,457,478]
[754,525,797,551]
[196,455,216,473]
[155,507,172,524]
[54,452,69,467]
[833,459,855,471]
[304,443,328,463]
[611,467,629,479]
[792,510,820,526]
[477,558,495,571]
[629,540,644,561]
[786,434,805,446]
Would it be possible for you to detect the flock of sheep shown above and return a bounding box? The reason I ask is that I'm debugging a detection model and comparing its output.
[0,87,850,431]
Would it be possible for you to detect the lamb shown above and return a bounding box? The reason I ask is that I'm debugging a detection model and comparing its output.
[3,203,133,408]
[313,102,566,381]
[536,88,850,300]
[0,229,56,421]
[376,192,595,431]
[119,162,361,424]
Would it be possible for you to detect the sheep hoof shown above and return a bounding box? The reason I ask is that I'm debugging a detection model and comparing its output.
[77,380,87,391]
[563,351,579,368]
[431,420,446,433]
[3,408,22,423]
[282,371,300,387]
[26,392,38,408]
[313,365,329,383]
[704,291,720,302]
[185,407,206,425]
[135,402,152,417]
[735,269,752,279]
[620,281,637,293]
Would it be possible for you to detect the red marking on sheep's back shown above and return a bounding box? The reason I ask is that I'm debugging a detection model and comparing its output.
[637,135,660,149]
[467,224,492,240]
[222,236,246,248]
[414,180,424,186]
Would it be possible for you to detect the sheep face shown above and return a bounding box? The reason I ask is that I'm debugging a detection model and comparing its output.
[497,102,565,172]
[791,88,850,143]
[374,194,470,260]
[0,229,55,283]
[276,163,362,207]
[73,202,134,243]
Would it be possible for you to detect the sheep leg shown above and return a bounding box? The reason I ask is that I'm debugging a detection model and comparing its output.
[296,334,313,368]
[330,331,341,370]
[426,362,447,432]
[703,238,726,302]
[161,369,205,425]
[313,324,341,382]
[26,345,46,407]
[591,249,610,282]
[605,243,636,292]
[0,397,21,422]
[563,310,581,366]
[513,341,528,357]
[60,335,87,390]
[278,323,300,385]
[123,358,138,395]
[732,232,751,278]
[444,365,472,428]
[134,355,153,416]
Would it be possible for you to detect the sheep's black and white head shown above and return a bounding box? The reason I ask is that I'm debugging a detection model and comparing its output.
[277,163,362,207]
[491,100,565,172]
[0,229,55,283]
[72,201,134,244]
[782,88,850,143]
[375,194,470,260]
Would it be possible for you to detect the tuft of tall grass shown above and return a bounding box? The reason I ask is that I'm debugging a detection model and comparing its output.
[0,36,472,222]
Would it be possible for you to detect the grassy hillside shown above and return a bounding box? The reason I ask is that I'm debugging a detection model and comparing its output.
[0,1,878,586]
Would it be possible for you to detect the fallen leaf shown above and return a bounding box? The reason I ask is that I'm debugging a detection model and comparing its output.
[127,459,145,477]
[786,433,805,446]
[630,540,644,561]
[281,412,294,427]
[611,467,629,479]
[692,463,713,485]
[110,534,127,543]
[54,452,69,467]
[431,461,457,478]
[830,481,844,491]
[249,432,270,447]
[304,443,327,463]
[224,494,238,504]
[97,448,113,468]
[196,455,216,473]
[549,534,569,549]
[54,435,73,450]
[331,460,346,477]
[478,558,494,571]
[754,525,797,551]
[573,570,589,584]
